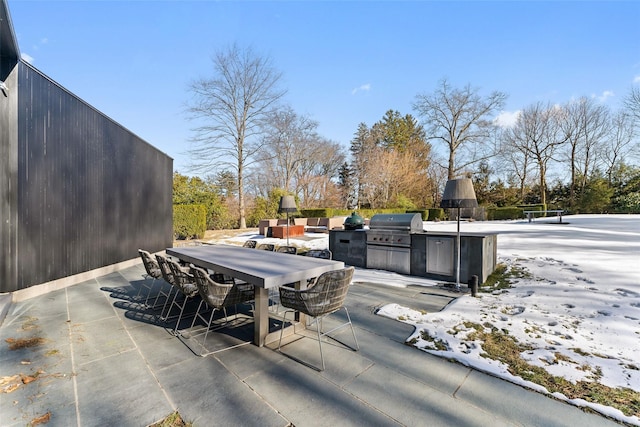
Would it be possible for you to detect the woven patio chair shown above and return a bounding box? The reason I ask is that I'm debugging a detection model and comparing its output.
[278,266,359,371]
[276,245,298,255]
[257,243,275,251]
[164,258,201,336]
[138,249,172,310]
[155,254,179,320]
[243,240,258,249]
[187,266,255,356]
[136,249,161,305]
[305,249,332,260]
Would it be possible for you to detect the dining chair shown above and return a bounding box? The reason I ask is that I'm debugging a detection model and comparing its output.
[165,258,201,336]
[155,254,180,320]
[138,249,173,310]
[277,266,359,371]
[243,240,258,249]
[305,249,332,260]
[257,243,275,251]
[276,245,298,255]
[137,249,162,305]
[187,266,255,356]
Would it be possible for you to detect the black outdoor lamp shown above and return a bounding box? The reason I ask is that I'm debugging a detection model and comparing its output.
[278,195,297,245]
[440,178,478,291]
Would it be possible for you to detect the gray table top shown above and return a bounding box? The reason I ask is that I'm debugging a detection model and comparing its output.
[166,245,344,289]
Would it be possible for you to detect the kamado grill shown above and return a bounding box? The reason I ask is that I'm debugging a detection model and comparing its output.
[366,213,423,275]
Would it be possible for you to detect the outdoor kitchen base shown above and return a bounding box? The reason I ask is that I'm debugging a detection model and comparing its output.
[329,213,498,285]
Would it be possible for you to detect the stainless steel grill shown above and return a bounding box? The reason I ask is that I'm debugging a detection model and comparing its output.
[366,213,423,274]
[366,213,423,247]
[368,213,424,233]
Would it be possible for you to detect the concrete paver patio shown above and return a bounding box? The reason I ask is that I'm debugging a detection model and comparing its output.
[0,261,620,426]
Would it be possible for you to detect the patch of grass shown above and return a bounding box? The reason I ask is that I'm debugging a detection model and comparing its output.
[419,331,448,351]
[5,337,46,350]
[571,347,591,357]
[148,411,192,427]
[463,322,640,417]
[29,411,50,426]
[480,263,532,293]
[554,352,574,363]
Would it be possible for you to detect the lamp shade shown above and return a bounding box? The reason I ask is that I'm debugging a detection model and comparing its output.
[278,195,297,213]
[440,178,478,208]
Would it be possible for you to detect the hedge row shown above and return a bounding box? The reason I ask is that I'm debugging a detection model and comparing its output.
[485,207,522,220]
[298,208,445,221]
[173,204,206,240]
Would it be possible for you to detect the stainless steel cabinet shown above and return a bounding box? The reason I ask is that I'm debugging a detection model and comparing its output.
[426,237,454,276]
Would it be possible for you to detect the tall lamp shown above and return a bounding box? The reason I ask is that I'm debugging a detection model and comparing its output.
[440,178,478,291]
[278,195,297,245]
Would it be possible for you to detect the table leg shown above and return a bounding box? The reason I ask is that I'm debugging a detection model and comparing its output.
[254,287,269,346]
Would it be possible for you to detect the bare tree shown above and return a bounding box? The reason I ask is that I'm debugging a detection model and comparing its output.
[561,97,611,206]
[498,125,535,201]
[413,78,507,180]
[624,86,640,124]
[186,44,286,229]
[503,102,569,205]
[295,140,344,207]
[603,110,637,183]
[255,106,345,207]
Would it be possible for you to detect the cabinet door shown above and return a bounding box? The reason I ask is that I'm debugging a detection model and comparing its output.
[426,237,454,276]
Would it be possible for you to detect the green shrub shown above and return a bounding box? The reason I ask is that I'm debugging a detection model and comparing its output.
[173,204,206,240]
[299,208,333,218]
[611,192,640,213]
[487,206,525,220]
[426,208,445,221]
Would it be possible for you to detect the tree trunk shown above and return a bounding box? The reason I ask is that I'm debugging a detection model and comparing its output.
[448,150,455,180]
[570,144,576,208]
[539,164,547,206]
[238,158,246,229]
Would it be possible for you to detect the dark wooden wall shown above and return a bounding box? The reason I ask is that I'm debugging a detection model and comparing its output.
[3,62,173,292]
[0,10,19,292]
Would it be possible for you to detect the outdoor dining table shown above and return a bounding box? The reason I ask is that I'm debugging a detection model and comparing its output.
[165,245,345,346]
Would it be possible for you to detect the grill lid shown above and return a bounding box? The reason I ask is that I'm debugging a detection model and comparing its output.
[369,213,423,233]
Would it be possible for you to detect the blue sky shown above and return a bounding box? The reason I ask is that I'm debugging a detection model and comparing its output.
[7,0,640,175]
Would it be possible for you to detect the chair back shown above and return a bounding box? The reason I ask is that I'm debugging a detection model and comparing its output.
[280,267,354,317]
[276,246,297,255]
[167,258,199,297]
[257,243,275,251]
[305,249,332,260]
[243,240,257,249]
[190,266,233,309]
[156,254,176,286]
[139,249,162,279]
[191,265,255,308]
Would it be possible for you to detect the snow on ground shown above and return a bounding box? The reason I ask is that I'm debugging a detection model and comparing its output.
[206,215,640,425]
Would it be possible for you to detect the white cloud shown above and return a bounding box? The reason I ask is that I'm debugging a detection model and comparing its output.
[351,83,371,95]
[494,110,520,128]
[634,75,640,84]
[592,90,614,102]
[21,53,34,64]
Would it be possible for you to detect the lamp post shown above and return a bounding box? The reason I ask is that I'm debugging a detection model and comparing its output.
[278,195,297,245]
[440,178,478,291]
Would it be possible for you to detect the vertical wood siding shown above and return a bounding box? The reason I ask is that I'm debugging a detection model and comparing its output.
[9,63,172,291]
